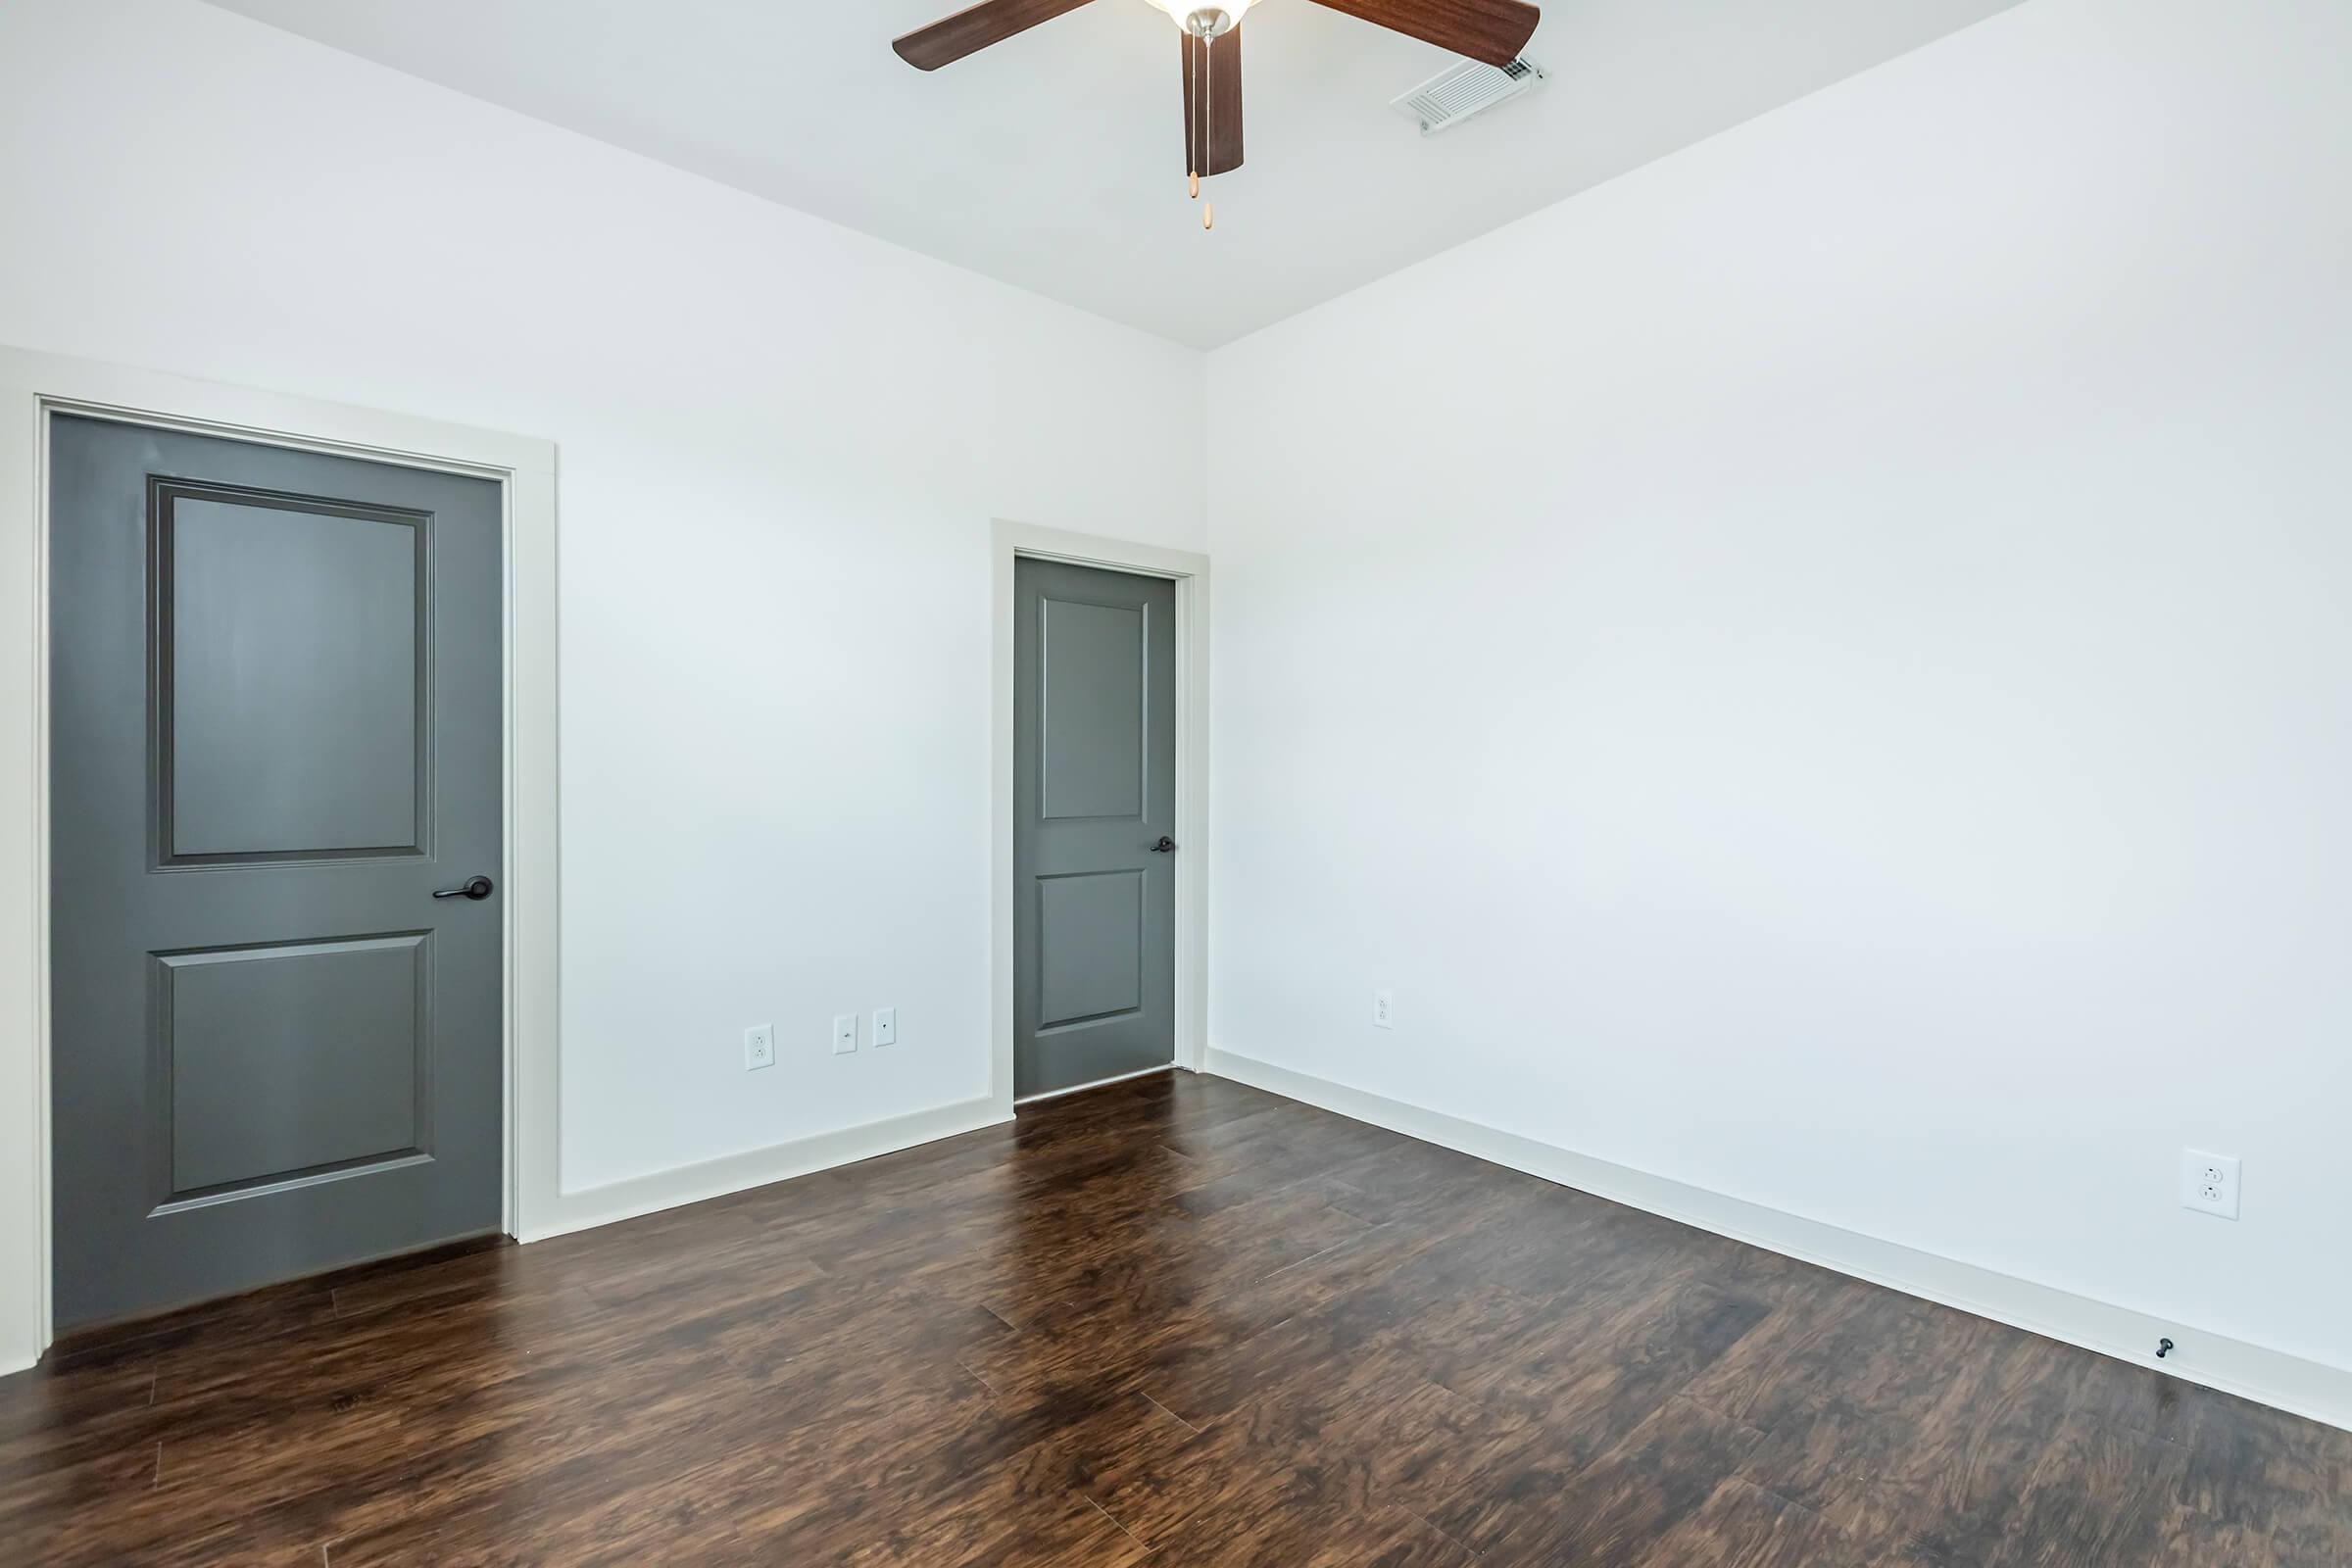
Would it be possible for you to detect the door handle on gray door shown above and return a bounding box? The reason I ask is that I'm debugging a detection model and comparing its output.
[433,875,496,901]
[1150,837,1177,854]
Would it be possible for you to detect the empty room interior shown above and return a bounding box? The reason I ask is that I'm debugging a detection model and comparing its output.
[4,0,2350,1561]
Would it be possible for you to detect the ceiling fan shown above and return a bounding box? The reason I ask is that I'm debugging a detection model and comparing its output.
[891,0,1541,226]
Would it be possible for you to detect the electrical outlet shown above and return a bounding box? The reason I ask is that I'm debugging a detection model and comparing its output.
[832,1013,858,1055]
[873,1006,897,1047]
[2180,1148,2240,1219]
[1372,991,1395,1030]
[743,1023,775,1071]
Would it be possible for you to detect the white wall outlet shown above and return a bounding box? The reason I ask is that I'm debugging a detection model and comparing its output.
[743,1023,775,1071]
[832,1013,858,1055]
[2180,1148,2240,1219]
[873,1006,897,1047]
[1372,991,1395,1030]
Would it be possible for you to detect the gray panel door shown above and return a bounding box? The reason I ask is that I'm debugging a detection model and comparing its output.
[1013,558,1177,1100]
[49,415,504,1330]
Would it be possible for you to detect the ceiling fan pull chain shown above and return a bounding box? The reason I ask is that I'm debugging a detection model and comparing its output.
[1187,24,1200,200]
[1202,28,1215,230]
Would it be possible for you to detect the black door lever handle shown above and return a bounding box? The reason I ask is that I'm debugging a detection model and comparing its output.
[433,875,495,901]
[1150,837,1177,854]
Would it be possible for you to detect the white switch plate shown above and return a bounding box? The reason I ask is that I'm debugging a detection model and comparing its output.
[1372,991,1395,1029]
[2180,1148,2240,1219]
[832,1013,858,1055]
[873,1006,897,1047]
[743,1023,775,1071]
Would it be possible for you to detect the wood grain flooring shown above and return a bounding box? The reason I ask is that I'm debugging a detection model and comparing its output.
[6,1070,2348,1564]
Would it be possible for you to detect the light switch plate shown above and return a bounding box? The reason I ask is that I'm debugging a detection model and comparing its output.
[832,1013,858,1055]
[873,1006,897,1047]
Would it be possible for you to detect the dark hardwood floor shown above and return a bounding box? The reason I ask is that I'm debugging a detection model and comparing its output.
[6,1070,2348,1564]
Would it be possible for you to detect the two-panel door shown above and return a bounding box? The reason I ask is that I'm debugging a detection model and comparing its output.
[1013,558,1178,1100]
[49,415,504,1330]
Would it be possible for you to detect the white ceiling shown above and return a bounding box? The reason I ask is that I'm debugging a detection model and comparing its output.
[204,0,2022,348]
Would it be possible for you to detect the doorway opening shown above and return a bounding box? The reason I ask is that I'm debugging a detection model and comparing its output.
[0,347,562,1369]
[991,521,1210,1114]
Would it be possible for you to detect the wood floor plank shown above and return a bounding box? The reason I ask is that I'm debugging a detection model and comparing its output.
[1169,1335,1550,1555]
[1439,1274,1773,1463]
[2148,1502,2286,1568]
[1984,1408,2190,1566]
[5,1069,2349,1564]
[1735,1326,2085,1563]
[1472,1395,1769,1565]
[1634,1477,1880,1568]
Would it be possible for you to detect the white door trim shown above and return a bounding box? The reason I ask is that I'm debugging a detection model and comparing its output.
[0,346,562,1371]
[991,520,1211,1111]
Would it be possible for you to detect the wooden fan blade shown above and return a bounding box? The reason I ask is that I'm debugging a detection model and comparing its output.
[1307,0,1538,69]
[892,0,1098,71]
[1180,24,1244,176]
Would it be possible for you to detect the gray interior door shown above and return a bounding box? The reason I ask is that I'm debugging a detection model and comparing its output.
[49,415,505,1331]
[1013,558,1177,1100]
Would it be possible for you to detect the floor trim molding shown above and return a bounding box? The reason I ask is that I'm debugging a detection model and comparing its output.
[1204,1046,2352,1434]
[516,1095,1009,1245]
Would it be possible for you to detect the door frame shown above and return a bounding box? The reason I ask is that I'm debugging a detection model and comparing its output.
[0,346,562,1371]
[991,520,1210,1111]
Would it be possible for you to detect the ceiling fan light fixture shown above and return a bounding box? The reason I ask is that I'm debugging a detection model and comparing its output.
[894,0,1542,199]
[1142,0,1259,36]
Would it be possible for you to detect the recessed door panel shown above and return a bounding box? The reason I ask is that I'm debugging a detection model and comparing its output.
[162,935,427,1196]
[1041,596,1146,821]
[163,491,425,860]
[1037,870,1143,1028]
[1013,559,1177,1100]
[51,415,505,1329]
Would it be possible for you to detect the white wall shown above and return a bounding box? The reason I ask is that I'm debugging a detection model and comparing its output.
[0,0,1201,1201]
[1205,0,2352,1376]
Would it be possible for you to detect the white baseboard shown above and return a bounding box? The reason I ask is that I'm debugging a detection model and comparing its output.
[1204,1047,2352,1435]
[0,1352,33,1378]
[515,1094,1010,1245]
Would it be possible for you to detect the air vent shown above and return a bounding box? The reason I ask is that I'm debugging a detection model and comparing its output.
[1392,56,1545,135]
